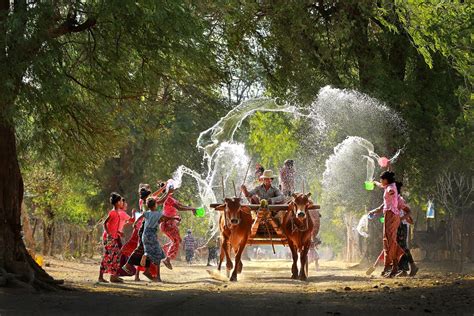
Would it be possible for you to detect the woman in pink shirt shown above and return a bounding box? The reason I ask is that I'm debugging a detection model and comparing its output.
[370,171,404,277]
[160,182,196,269]
[99,192,124,283]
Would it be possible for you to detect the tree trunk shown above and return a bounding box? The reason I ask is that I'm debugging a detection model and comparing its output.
[41,206,55,256]
[0,117,59,290]
[42,220,54,256]
[21,201,36,258]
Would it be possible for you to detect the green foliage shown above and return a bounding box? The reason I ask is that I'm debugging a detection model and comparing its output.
[393,0,473,84]
[1,1,472,258]
[23,162,100,225]
[247,112,299,170]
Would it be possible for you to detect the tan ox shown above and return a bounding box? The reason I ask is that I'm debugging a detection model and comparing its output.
[282,193,319,281]
[216,197,252,281]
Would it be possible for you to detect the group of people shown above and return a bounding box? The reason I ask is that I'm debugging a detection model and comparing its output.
[368,171,419,278]
[99,181,198,283]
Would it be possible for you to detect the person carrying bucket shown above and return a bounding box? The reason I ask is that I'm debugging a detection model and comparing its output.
[368,171,404,278]
[160,181,197,269]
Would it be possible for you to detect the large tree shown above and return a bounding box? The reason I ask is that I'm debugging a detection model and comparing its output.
[0,1,222,289]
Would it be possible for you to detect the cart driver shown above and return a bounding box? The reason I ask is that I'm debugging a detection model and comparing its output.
[241,170,284,205]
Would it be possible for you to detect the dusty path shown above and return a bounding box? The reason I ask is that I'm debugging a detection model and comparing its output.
[0,258,473,315]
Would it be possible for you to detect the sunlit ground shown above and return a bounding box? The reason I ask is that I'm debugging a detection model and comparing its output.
[1,257,473,315]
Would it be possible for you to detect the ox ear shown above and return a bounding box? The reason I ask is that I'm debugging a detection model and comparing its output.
[224,197,231,203]
[215,204,226,211]
[305,192,312,198]
[288,202,296,212]
[292,193,299,199]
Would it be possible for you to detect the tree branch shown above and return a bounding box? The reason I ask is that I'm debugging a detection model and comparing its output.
[49,16,97,38]
[65,72,142,101]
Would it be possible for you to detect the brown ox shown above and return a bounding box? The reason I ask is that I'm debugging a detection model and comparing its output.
[216,197,252,281]
[282,192,318,281]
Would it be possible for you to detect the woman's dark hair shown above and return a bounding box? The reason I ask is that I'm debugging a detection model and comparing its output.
[138,183,151,193]
[110,192,122,206]
[140,187,151,200]
[257,166,265,174]
[380,171,396,184]
[395,181,403,194]
[146,197,156,209]
[157,181,166,188]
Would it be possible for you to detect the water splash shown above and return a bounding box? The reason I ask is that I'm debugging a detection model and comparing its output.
[197,98,299,179]
[168,86,408,236]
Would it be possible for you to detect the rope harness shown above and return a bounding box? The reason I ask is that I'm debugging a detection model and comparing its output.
[289,202,310,234]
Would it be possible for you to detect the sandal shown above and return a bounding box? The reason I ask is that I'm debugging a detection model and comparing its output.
[122,264,133,275]
[143,271,155,281]
[162,258,173,270]
[110,276,124,283]
[409,265,419,277]
[98,277,109,283]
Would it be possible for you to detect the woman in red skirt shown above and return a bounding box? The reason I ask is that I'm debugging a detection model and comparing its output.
[160,182,197,268]
[98,192,124,283]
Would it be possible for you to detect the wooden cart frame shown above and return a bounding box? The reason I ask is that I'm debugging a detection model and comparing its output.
[209,203,320,247]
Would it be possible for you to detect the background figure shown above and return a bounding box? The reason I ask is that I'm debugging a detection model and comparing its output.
[207,237,219,266]
[183,229,196,264]
[254,163,265,186]
[308,239,321,270]
[279,159,296,197]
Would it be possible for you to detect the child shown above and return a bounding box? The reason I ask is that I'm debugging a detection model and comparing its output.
[99,192,124,283]
[122,217,157,281]
[121,183,167,281]
[395,182,418,277]
[369,171,404,278]
[160,181,196,268]
[140,197,168,274]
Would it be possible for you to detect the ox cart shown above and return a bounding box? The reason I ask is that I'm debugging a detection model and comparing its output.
[209,202,320,247]
[209,198,320,281]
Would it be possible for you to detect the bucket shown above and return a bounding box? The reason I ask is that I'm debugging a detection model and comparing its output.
[195,207,206,218]
[364,181,375,191]
[35,255,44,267]
[379,216,385,224]
[378,157,390,168]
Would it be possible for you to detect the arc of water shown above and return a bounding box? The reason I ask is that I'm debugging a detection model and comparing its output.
[389,147,404,164]
[362,155,376,181]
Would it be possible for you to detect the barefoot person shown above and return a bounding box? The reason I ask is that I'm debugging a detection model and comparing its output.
[98,192,124,283]
[183,229,197,264]
[279,159,296,197]
[160,181,197,268]
[366,181,418,277]
[139,197,168,278]
[122,183,168,281]
[369,171,404,278]
[395,182,418,277]
[122,218,157,281]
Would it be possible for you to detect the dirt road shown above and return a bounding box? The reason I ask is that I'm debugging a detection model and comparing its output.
[0,258,473,315]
